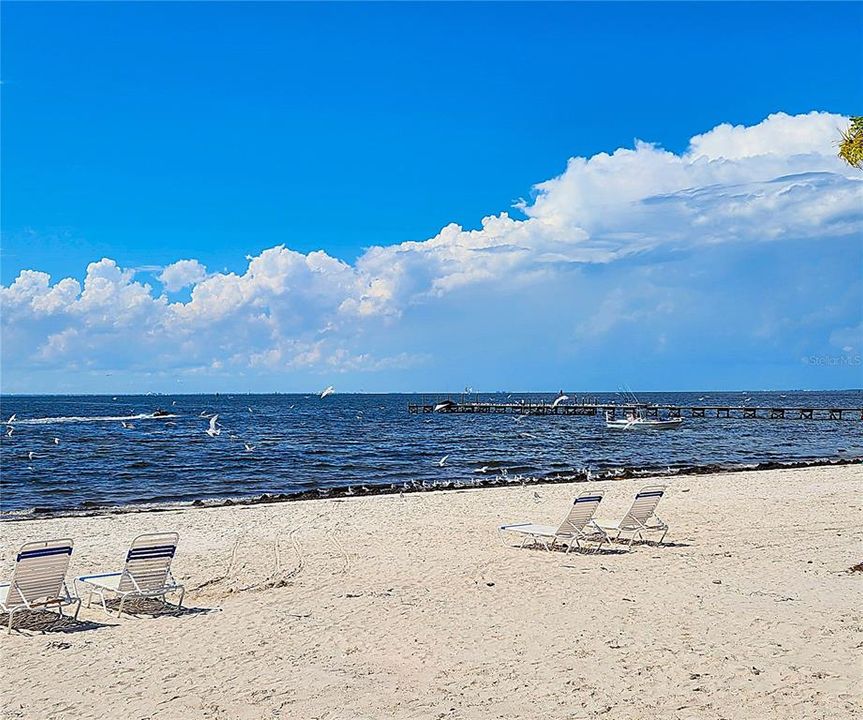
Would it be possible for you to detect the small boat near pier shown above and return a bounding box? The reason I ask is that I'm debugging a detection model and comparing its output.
[605,410,682,430]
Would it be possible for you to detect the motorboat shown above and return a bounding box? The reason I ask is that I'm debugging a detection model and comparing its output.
[605,410,682,430]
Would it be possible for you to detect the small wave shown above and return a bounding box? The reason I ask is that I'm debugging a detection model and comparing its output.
[6,413,178,425]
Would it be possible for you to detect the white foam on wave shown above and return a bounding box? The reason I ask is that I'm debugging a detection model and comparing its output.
[6,413,178,425]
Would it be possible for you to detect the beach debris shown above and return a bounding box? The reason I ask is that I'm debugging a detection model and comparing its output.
[206,415,221,437]
[751,667,762,675]
[320,385,335,399]
[712,579,722,585]
[849,562,863,573]
[438,454,449,467]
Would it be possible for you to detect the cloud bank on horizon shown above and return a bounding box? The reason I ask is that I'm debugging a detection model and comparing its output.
[2,111,862,392]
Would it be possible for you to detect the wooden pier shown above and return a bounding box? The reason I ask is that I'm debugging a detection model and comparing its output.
[407,400,863,421]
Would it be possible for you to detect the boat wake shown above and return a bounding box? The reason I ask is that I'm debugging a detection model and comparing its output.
[5,413,178,426]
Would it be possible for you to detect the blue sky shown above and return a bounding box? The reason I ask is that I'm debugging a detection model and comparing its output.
[1,2,862,393]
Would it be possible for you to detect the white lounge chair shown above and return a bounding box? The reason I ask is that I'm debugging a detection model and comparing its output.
[499,490,609,553]
[76,532,184,617]
[0,538,81,634]
[602,485,669,547]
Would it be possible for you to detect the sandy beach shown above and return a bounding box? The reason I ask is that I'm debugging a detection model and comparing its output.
[1,464,861,720]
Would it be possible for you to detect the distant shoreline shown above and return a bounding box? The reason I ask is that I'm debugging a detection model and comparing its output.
[3,455,859,522]
[2,389,862,397]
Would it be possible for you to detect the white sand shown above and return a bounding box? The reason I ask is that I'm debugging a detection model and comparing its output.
[1,464,861,720]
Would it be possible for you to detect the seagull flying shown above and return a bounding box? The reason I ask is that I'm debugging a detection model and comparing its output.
[474,465,490,474]
[551,395,569,409]
[6,427,13,437]
[206,414,221,437]
[121,421,133,429]
[53,438,60,445]
[320,385,335,399]
[243,443,255,452]
[438,454,449,467]
[7,414,16,424]
[514,413,527,423]
[27,451,35,461]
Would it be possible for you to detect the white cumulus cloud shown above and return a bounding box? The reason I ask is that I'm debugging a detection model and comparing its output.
[157,259,208,292]
[2,111,860,390]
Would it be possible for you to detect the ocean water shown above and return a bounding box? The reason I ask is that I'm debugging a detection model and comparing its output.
[0,391,861,515]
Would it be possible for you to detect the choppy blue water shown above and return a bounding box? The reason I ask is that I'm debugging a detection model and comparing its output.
[1,391,861,515]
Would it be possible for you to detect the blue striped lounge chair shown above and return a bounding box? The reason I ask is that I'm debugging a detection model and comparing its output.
[601,486,669,547]
[76,532,184,617]
[0,538,81,633]
[499,490,610,553]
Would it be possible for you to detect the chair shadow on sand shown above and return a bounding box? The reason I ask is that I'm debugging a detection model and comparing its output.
[5,609,110,635]
[520,537,693,556]
[517,540,630,556]
[6,599,213,635]
[85,595,213,620]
